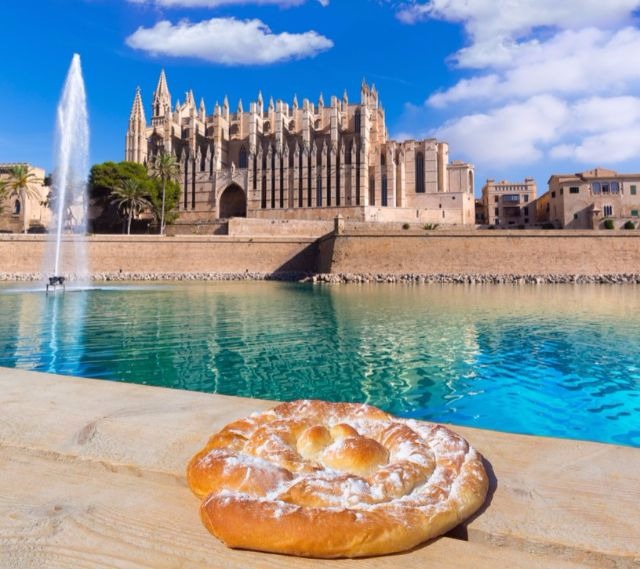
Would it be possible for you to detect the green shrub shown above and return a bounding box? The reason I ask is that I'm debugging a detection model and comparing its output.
[623,220,635,230]
[542,222,555,230]
[423,223,439,230]
[603,219,615,230]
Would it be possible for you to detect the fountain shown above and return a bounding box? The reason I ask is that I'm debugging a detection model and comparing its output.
[46,53,89,291]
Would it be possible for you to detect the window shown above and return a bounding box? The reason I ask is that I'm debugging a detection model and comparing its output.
[503,194,520,203]
[354,110,361,133]
[551,191,556,198]
[381,175,388,206]
[415,152,425,193]
[602,183,610,193]
[573,213,579,220]
[12,199,21,215]
[592,182,601,194]
[570,186,580,194]
[611,181,620,193]
[523,206,529,215]
[603,205,613,217]
[524,194,529,202]
[494,195,499,203]
[560,188,564,195]
[238,146,248,168]
[631,185,637,195]
[631,209,639,217]
[317,175,323,207]
[494,207,499,216]
[381,152,386,166]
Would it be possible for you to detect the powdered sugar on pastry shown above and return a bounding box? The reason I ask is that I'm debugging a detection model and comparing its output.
[187,400,489,558]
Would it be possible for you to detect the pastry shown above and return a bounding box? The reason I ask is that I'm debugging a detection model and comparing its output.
[187,400,488,558]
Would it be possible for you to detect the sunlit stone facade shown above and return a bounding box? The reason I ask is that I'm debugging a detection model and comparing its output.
[0,163,51,233]
[126,71,475,225]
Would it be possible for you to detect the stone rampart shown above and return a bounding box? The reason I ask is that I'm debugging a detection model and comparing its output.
[0,234,318,276]
[322,230,640,275]
[1,231,640,279]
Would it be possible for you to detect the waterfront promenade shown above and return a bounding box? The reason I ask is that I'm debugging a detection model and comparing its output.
[1,368,638,568]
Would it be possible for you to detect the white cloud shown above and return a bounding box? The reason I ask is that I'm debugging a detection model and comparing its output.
[428,94,640,168]
[128,0,327,7]
[435,96,569,166]
[428,27,640,107]
[126,17,333,64]
[397,0,640,67]
[394,0,640,174]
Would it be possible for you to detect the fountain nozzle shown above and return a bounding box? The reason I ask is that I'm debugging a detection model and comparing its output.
[46,276,66,293]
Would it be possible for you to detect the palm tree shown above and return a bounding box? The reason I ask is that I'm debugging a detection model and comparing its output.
[110,179,152,235]
[0,179,7,214]
[7,164,41,233]
[152,151,180,235]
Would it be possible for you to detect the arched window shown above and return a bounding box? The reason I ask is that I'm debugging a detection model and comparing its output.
[13,199,21,215]
[468,170,474,193]
[381,174,388,206]
[345,141,352,165]
[415,151,425,193]
[354,109,361,133]
[239,146,248,168]
[317,175,323,207]
[381,152,386,166]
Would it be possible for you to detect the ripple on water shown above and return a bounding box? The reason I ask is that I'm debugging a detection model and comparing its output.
[0,281,639,447]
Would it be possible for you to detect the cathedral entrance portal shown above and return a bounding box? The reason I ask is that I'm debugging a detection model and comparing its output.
[219,184,246,218]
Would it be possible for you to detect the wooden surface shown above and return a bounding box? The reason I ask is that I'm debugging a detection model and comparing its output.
[1,368,638,568]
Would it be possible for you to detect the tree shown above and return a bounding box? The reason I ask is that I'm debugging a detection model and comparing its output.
[0,179,7,215]
[110,178,152,235]
[152,151,180,235]
[7,164,41,233]
[89,161,152,233]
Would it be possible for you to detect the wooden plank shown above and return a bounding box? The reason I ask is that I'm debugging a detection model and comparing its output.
[0,447,582,569]
[1,368,639,567]
[450,426,640,567]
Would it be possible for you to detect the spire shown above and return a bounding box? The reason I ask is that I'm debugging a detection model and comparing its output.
[268,96,275,112]
[318,92,324,108]
[293,94,299,109]
[185,90,195,108]
[343,89,348,105]
[152,69,171,117]
[129,87,146,124]
[237,98,244,113]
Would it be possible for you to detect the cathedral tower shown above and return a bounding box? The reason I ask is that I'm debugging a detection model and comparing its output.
[125,87,147,164]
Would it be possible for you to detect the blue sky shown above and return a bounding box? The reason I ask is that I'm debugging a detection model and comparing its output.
[2,0,640,195]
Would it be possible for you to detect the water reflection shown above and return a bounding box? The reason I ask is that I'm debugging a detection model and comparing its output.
[1,282,639,447]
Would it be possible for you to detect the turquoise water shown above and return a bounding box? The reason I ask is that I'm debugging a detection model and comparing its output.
[1,282,639,447]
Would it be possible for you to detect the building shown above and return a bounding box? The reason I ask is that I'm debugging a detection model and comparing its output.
[0,163,51,233]
[545,168,640,229]
[125,72,475,226]
[481,178,537,227]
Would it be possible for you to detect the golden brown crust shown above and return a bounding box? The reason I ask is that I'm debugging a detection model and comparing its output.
[187,400,488,558]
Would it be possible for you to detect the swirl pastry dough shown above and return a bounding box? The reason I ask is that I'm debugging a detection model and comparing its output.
[187,400,488,558]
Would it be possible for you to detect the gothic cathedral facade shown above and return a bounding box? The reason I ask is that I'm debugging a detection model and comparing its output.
[126,71,475,225]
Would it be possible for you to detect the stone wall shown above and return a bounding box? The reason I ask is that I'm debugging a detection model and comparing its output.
[0,235,318,276]
[227,217,333,237]
[322,230,640,275]
[1,231,640,279]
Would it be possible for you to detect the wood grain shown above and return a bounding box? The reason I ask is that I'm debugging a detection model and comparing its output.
[1,367,638,568]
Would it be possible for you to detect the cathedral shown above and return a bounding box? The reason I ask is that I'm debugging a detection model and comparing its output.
[125,71,475,225]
